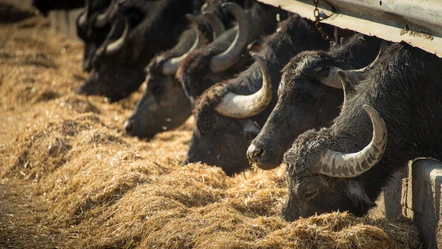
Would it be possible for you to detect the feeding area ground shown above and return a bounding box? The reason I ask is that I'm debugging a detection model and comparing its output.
[0,3,421,249]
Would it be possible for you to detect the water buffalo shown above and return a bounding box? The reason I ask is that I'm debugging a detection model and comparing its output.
[77,0,205,102]
[247,34,385,170]
[282,42,442,221]
[76,0,152,72]
[76,0,112,72]
[176,1,284,103]
[181,15,334,176]
[124,11,226,139]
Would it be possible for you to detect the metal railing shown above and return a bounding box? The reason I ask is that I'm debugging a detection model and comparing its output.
[258,0,442,57]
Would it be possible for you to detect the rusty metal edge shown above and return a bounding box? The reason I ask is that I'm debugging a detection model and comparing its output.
[259,0,442,58]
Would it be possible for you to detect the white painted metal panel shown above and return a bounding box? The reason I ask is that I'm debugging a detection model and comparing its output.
[258,0,442,57]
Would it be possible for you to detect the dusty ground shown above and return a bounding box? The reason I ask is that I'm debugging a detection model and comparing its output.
[0,2,422,249]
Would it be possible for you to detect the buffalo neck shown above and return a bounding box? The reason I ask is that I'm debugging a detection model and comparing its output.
[330,42,442,198]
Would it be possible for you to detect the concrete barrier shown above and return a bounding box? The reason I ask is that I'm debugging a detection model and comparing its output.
[369,158,442,248]
[48,9,82,40]
[4,0,82,40]
[404,159,442,249]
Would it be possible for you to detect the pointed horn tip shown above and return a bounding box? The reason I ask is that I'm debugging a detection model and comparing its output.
[362,104,385,126]
[94,0,116,27]
[103,16,129,56]
[378,41,388,55]
[96,46,105,56]
[202,10,213,15]
[221,2,241,10]
[186,14,205,28]
[362,105,386,127]
[362,104,377,115]
[185,14,197,22]
[336,69,345,76]
[336,69,346,80]
[250,53,265,65]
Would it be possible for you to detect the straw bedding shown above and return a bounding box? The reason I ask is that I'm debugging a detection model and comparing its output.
[0,3,422,248]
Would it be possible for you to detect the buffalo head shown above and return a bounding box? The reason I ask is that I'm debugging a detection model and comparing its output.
[124,12,224,139]
[247,51,345,170]
[77,0,205,102]
[247,36,387,170]
[77,14,142,101]
[282,104,387,221]
[76,0,113,72]
[176,1,281,103]
[183,53,272,175]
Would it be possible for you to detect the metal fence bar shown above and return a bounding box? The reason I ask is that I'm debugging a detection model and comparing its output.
[258,0,442,58]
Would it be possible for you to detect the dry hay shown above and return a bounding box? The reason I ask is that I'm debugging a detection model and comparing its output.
[0,3,422,249]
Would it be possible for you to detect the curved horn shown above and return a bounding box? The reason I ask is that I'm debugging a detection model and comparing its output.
[161,14,204,75]
[202,11,225,38]
[210,2,249,73]
[77,0,91,27]
[215,53,272,118]
[336,69,355,111]
[320,41,388,89]
[316,104,387,178]
[94,0,117,28]
[104,17,129,56]
[320,66,344,89]
[345,41,388,80]
[77,11,87,28]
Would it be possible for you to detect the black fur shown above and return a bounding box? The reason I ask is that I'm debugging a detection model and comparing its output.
[32,0,85,15]
[125,12,217,139]
[176,1,282,103]
[182,14,334,175]
[77,0,205,102]
[249,34,383,170]
[283,42,442,220]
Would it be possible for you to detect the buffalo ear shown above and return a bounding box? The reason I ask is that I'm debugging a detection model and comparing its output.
[247,40,263,53]
[345,180,376,209]
[240,119,261,137]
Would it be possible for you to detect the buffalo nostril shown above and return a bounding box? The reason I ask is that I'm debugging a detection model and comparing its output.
[247,143,263,161]
[124,119,134,134]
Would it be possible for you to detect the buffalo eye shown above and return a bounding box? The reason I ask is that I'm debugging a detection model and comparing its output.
[294,92,312,104]
[303,188,319,200]
[199,123,213,135]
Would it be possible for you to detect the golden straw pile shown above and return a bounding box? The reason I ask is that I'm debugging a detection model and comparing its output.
[0,3,422,248]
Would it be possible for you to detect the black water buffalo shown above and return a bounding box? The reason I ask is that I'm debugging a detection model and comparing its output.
[76,0,112,72]
[282,42,442,221]
[247,34,385,170]
[181,15,334,175]
[176,1,284,103]
[124,11,226,139]
[32,0,85,15]
[76,0,152,72]
[77,0,205,102]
